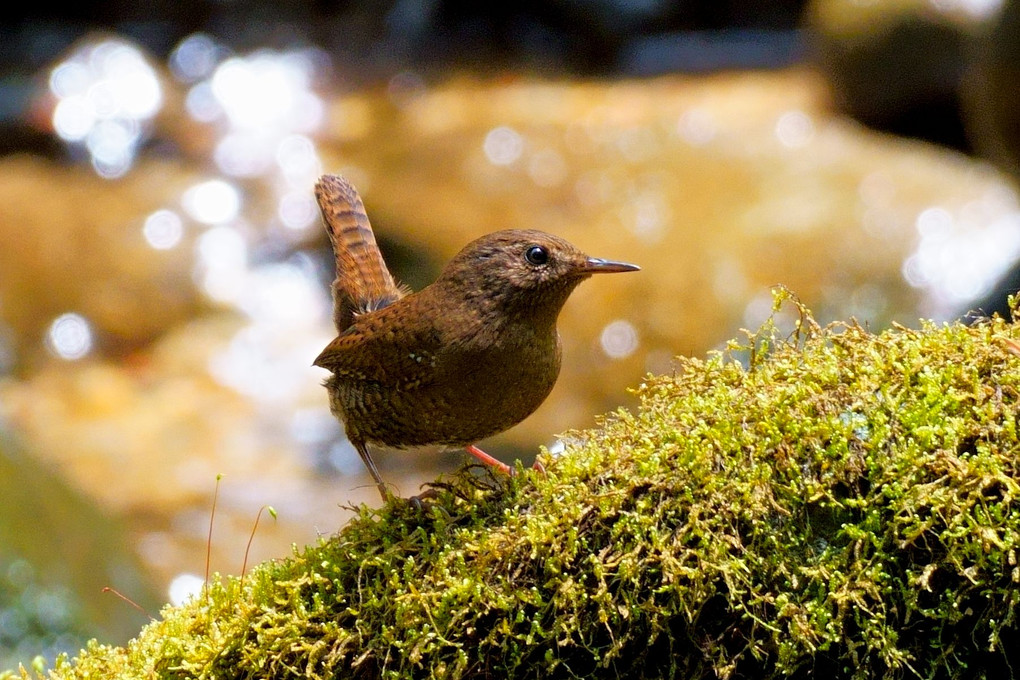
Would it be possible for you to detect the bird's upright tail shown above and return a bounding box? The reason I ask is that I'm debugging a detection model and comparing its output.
[315,174,405,332]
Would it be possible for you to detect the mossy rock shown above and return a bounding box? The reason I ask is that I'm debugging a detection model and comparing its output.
[15,291,1020,679]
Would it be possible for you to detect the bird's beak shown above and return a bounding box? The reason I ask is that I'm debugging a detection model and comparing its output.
[581,257,641,274]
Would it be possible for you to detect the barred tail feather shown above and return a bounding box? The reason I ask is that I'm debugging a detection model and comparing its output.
[315,175,404,332]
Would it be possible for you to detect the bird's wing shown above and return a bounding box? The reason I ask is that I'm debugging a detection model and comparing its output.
[313,304,443,389]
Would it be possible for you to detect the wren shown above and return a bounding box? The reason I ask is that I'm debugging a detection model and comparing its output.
[313,174,639,501]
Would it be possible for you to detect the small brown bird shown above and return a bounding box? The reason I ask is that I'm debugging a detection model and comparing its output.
[313,174,639,501]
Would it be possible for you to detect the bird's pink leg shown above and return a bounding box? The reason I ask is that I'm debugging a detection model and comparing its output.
[464,444,512,474]
[464,444,545,475]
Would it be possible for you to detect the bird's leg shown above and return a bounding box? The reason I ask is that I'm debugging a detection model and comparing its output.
[353,439,391,502]
[464,444,512,474]
[464,444,545,475]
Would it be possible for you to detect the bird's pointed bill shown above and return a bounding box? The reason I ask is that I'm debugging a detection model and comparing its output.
[582,257,641,274]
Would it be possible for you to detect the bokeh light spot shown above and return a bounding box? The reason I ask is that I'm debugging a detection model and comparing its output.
[214,131,273,177]
[278,191,317,230]
[276,134,321,183]
[484,126,524,166]
[143,209,184,250]
[47,313,93,360]
[775,110,814,148]
[185,82,221,122]
[170,34,221,83]
[47,38,162,177]
[168,573,204,606]
[197,226,248,301]
[49,62,90,98]
[52,96,95,141]
[183,180,241,225]
[677,108,717,146]
[600,320,639,359]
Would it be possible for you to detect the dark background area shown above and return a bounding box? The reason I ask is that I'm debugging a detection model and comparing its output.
[0,1,810,75]
[2,1,812,154]
[6,1,1017,182]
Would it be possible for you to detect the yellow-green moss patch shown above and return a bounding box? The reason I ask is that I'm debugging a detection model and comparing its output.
[20,294,1020,679]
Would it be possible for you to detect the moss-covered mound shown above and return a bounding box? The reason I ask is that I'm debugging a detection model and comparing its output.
[19,296,1020,679]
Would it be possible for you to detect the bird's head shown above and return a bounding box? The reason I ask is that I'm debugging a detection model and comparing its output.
[435,229,639,324]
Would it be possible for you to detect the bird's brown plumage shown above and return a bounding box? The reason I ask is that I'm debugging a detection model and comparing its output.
[313,174,639,501]
[315,175,406,332]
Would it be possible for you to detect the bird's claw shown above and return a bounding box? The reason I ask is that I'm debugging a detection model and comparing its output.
[407,488,440,511]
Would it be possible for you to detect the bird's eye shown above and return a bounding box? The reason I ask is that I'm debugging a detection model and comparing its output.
[525,245,549,266]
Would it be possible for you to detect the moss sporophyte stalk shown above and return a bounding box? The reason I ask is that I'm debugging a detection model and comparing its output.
[15,290,1020,679]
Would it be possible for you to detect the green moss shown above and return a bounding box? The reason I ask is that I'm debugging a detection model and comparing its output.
[21,291,1020,678]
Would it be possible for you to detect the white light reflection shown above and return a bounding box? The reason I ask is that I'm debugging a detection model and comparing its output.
[278,190,317,230]
[208,264,328,402]
[49,61,90,98]
[929,0,1004,19]
[916,206,953,238]
[169,34,221,83]
[902,202,1020,315]
[484,126,524,166]
[546,439,567,457]
[209,52,323,133]
[163,39,338,416]
[197,226,247,302]
[87,80,119,118]
[677,109,717,146]
[48,38,162,178]
[182,180,241,225]
[52,97,95,141]
[47,313,93,360]
[214,131,274,177]
[178,45,326,185]
[600,320,639,359]
[546,436,586,459]
[168,573,204,606]
[100,45,161,117]
[775,110,815,149]
[142,209,184,250]
[237,263,322,326]
[184,81,220,122]
[275,134,321,184]
[87,118,138,177]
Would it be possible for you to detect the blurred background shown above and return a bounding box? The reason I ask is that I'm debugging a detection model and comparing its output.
[1,0,1019,670]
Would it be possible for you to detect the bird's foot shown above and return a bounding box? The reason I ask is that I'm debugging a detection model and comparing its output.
[406,487,440,511]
